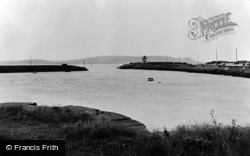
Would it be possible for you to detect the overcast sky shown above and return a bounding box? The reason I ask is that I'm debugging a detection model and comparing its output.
[0,0,250,62]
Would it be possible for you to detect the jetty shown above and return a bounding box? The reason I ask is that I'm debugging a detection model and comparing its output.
[118,56,250,79]
[0,63,88,73]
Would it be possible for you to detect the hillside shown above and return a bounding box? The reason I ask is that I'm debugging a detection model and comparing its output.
[0,56,196,65]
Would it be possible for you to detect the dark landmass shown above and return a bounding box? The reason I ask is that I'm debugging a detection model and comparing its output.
[0,56,196,65]
[0,64,88,73]
[0,102,249,156]
[118,62,250,78]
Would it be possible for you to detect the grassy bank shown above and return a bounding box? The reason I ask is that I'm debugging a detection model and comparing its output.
[0,105,250,156]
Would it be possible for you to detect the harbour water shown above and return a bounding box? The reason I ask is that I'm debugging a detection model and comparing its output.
[0,64,250,130]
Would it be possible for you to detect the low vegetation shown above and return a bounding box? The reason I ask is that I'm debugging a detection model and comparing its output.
[0,106,249,156]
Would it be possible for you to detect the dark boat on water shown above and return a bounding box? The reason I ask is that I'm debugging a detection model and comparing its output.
[148,78,154,81]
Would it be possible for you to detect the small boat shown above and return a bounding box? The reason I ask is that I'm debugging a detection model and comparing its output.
[148,78,154,81]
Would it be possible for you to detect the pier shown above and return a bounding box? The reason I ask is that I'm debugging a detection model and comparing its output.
[0,64,88,73]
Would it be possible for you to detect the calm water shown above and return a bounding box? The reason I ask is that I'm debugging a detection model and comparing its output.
[1,64,250,130]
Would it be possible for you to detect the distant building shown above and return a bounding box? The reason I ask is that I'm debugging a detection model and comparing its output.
[224,61,249,67]
[142,56,147,63]
[206,60,250,67]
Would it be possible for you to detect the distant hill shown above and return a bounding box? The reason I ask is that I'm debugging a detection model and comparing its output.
[0,56,196,65]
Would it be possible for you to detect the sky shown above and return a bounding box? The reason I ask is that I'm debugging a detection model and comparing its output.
[0,0,250,62]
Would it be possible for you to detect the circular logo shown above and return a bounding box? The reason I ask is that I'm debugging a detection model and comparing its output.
[6,145,12,150]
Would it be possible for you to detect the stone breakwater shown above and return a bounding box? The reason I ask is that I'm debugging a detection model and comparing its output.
[118,62,250,78]
[0,64,88,73]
